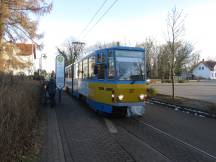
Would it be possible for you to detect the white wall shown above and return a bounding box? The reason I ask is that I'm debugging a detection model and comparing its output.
[192,63,211,79]
[13,54,35,75]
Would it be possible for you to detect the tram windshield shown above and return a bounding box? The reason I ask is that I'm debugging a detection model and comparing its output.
[115,50,145,80]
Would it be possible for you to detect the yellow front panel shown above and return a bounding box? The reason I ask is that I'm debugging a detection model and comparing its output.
[88,82,148,105]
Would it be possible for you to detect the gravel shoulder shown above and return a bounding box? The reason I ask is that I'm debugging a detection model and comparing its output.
[150,93,216,115]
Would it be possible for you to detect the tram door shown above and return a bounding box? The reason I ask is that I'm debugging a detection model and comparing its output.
[73,63,79,96]
[71,64,74,94]
[96,51,106,80]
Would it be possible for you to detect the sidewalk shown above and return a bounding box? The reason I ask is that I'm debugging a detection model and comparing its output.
[39,93,134,162]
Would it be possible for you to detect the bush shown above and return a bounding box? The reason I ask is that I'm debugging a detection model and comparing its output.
[161,79,171,83]
[147,87,157,97]
[178,80,188,83]
[0,73,40,162]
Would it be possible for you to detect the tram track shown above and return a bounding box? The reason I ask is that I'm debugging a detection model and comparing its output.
[112,120,172,162]
[135,118,216,161]
[113,118,216,162]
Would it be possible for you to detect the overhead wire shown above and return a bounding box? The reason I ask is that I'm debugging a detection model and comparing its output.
[82,0,119,39]
[79,0,109,38]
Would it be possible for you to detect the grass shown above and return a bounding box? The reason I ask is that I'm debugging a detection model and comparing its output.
[0,73,41,162]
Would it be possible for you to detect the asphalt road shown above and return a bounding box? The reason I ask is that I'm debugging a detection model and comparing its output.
[111,102,216,162]
[40,94,216,162]
[151,81,216,104]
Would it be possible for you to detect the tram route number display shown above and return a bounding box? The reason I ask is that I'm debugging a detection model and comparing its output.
[55,54,65,89]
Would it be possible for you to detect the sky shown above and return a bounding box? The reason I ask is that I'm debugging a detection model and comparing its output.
[36,0,216,72]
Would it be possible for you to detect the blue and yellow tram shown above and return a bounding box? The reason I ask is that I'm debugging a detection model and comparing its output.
[65,46,149,116]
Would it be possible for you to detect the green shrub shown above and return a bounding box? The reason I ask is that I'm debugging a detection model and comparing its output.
[147,87,157,97]
[161,79,171,83]
[178,80,188,83]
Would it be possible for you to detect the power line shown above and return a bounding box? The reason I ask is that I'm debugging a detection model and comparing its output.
[82,0,119,39]
[79,0,109,38]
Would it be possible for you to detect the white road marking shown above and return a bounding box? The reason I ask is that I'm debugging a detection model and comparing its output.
[104,118,118,134]
[139,120,216,160]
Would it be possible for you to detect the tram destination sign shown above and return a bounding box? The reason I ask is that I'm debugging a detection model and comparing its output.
[55,54,65,89]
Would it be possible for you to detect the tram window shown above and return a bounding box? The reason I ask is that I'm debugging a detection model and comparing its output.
[89,55,95,79]
[78,62,83,79]
[108,51,115,79]
[74,64,78,79]
[98,64,105,79]
[97,52,105,63]
[83,59,88,79]
[65,70,68,78]
[97,53,102,63]
[68,68,71,78]
[101,52,105,62]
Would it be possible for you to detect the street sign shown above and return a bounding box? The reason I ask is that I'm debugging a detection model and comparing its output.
[55,54,65,89]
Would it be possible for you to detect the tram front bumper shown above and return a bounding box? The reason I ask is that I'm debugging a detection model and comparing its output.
[111,102,146,117]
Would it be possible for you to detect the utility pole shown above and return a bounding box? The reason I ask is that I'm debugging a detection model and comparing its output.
[71,41,85,63]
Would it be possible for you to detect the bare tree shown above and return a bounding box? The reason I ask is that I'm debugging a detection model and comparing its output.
[0,0,52,72]
[0,0,52,46]
[57,39,85,66]
[137,38,159,79]
[166,7,185,100]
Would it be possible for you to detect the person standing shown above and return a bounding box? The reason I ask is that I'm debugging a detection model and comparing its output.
[47,74,56,108]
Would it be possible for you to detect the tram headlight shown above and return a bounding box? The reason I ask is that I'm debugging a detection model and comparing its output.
[117,94,124,101]
[139,94,147,100]
[146,79,150,84]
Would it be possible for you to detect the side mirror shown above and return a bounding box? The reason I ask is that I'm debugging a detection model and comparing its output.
[94,65,98,74]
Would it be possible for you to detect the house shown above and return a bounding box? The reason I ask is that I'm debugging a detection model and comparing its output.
[1,42,36,75]
[15,43,37,75]
[192,60,216,79]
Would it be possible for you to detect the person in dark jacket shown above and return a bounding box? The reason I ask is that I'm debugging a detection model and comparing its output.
[47,75,56,108]
[41,79,48,105]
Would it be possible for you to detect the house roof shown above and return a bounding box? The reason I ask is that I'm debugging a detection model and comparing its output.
[202,61,216,71]
[15,43,36,59]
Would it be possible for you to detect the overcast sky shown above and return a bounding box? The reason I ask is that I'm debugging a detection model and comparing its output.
[37,0,216,72]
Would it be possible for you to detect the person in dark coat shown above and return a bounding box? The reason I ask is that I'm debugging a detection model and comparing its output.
[42,79,48,105]
[47,75,56,107]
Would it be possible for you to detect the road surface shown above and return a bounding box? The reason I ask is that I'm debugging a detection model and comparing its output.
[39,93,216,162]
[151,81,216,104]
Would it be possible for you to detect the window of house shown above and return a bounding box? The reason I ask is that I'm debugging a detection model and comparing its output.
[202,66,204,70]
[199,66,201,70]
[83,59,88,79]
[108,51,115,79]
[89,55,95,79]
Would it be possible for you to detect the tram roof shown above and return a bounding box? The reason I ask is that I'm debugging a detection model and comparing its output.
[98,46,144,52]
[66,46,145,67]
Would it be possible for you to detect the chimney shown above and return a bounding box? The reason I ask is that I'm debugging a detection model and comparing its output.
[202,59,204,62]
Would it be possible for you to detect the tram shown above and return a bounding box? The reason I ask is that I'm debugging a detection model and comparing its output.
[65,46,149,116]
